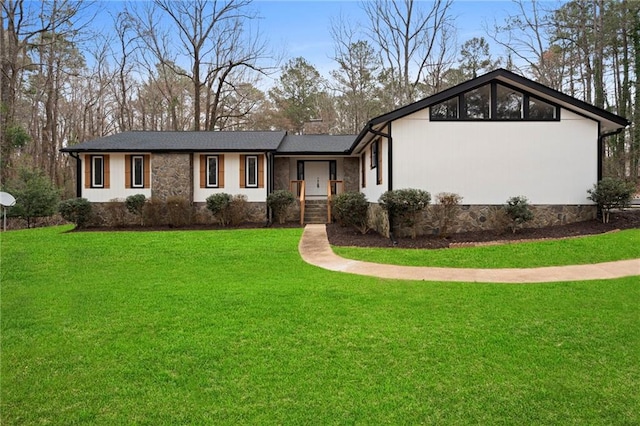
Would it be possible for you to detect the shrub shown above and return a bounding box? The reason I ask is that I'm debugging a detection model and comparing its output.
[125,194,146,225]
[166,196,191,227]
[105,198,127,227]
[504,196,534,233]
[332,192,370,234]
[206,193,233,226]
[379,188,431,239]
[433,192,463,238]
[143,197,166,227]
[4,168,60,228]
[267,190,295,224]
[229,194,248,226]
[58,198,92,228]
[587,177,636,223]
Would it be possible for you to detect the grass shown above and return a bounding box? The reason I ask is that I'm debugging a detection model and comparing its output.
[2,226,639,424]
[333,229,640,268]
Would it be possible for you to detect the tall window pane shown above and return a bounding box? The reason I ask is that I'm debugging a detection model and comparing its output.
[495,84,523,119]
[207,156,218,187]
[464,85,490,119]
[247,156,257,187]
[92,156,103,187]
[133,156,144,187]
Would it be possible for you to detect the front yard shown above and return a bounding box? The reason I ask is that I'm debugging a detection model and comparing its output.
[1,227,638,424]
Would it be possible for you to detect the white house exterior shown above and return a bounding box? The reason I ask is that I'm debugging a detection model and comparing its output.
[61,69,629,231]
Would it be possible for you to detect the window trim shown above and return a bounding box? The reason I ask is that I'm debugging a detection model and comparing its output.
[131,155,145,188]
[206,155,219,188]
[91,155,104,188]
[245,155,259,188]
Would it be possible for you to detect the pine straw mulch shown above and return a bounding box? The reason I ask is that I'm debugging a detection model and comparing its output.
[326,209,640,249]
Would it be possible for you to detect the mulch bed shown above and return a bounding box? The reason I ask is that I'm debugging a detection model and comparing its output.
[326,209,640,249]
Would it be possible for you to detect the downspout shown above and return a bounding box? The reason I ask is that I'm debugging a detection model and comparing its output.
[69,152,81,198]
[265,151,274,226]
[366,123,397,245]
[597,126,626,221]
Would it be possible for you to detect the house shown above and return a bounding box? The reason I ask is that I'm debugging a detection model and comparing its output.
[61,69,629,232]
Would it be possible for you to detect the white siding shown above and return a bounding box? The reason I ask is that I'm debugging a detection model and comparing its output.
[81,153,152,202]
[360,138,388,202]
[193,153,267,202]
[391,109,598,204]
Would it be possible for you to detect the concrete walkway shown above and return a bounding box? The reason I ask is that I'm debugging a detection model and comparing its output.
[299,224,640,283]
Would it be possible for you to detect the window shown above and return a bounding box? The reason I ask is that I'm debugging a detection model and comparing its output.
[92,156,104,187]
[528,96,557,120]
[495,84,523,119]
[429,82,560,122]
[376,141,383,185]
[430,97,458,120]
[132,156,144,188]
[200,154,224,188]
[246,155,258,188]
[371,139,378,169]
[206,156,218,187]
[464,85,491,119]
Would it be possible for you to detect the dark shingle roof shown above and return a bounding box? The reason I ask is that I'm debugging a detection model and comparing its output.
[60,131,287,152]
[276,134,356,154]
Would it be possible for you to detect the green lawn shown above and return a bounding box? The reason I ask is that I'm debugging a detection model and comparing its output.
[2,226,639,424]
[334,229,640,268]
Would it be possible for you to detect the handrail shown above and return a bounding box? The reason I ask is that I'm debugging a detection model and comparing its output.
[290,180,305,225]
[326,180,344,223]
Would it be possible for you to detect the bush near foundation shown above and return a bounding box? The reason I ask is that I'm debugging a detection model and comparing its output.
[58,198,92,228]
[143,197,166,227]
[228,195,249,226]
[433,192,463,238]
[125,194,146,225]
[379,188,431,239]
[332,192,370,234]
[504,196,534,233]
[267,190,295,224]
[166,196,192,227]
[105,199,127,227]
[206,193,233,226]
[587,178,636,223]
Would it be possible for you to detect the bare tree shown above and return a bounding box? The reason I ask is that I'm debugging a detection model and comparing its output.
[362,0,455,107]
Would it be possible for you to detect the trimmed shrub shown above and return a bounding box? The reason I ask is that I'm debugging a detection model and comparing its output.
[229,194,249,226]
[332,192,370,234]
[504,195,534,233]
[105,198,127,227]
[587,177,636,223]
[166,196,191,227]
[5,167,60,228]
[143,197,166,227]
[206,193,233,226]
[379,188,431,238]
[433,192,463,238]
[58,198,92,228]
[267,190,295,224]
[125,194,146,225]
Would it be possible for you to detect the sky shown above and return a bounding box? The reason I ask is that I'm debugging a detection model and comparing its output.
[86,0,549,86]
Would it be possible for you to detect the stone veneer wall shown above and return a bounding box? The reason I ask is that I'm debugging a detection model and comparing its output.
[369,204,597,238]
[151,153,192,201]
[342,157,359,193]
[274,158,291,191]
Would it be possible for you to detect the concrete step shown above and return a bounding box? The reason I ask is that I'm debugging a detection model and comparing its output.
[303,201,328,224]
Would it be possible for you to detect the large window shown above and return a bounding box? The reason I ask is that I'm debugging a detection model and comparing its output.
[430,82,560,121]
[92,155,104,188]
[246,155,258,188]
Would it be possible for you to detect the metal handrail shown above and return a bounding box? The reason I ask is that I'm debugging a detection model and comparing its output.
[326,180,344,223]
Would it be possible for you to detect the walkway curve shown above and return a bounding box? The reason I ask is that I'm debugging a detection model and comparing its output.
[299,224,640,283]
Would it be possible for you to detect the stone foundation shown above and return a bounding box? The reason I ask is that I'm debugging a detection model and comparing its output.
[369,204,597,238]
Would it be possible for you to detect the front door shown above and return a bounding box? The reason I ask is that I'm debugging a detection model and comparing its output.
[304,161,330,198]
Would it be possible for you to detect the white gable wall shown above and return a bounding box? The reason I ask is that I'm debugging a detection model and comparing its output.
[392,109,598,205]
[193,153,267,203]
[361,137,388,202]
[81,153,152,202]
